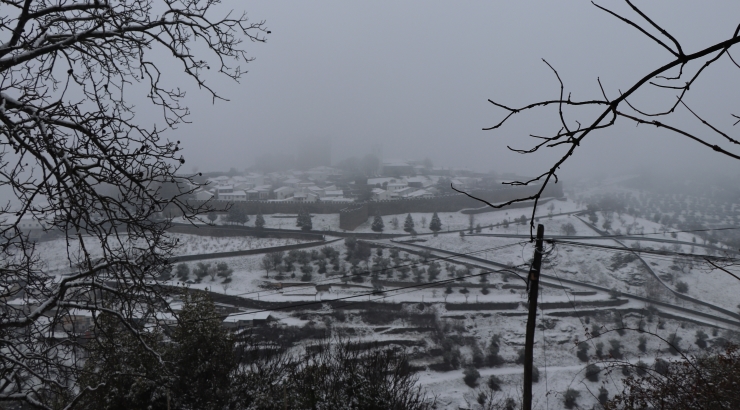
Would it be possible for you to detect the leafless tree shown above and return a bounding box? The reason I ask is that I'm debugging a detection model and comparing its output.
[0,0,266,407]
[455,1,740,236]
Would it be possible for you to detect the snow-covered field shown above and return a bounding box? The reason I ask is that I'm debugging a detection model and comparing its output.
[31,188,740,410]
[33,233,311,274]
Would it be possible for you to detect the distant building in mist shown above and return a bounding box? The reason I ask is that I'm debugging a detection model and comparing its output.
[296,137,331,170]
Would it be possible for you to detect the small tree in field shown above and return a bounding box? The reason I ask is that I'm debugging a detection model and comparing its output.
[404,213,415,233]
[371,212,385,233]
[429,212,442,236]
[208,211,218,224]
[255,213,266,229]
[176,264,191,281]
[563,389,580,409]
[297,209,313,231]
[227,206,248,225]
[561,222,576,236]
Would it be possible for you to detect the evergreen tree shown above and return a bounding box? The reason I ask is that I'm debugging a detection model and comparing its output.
[207,211,218,224]
[300,210,313,231]
[77,292,236,410]
[227,206,248,225]
[429,212,442,235]
[169,293,235,409]
[403,213,415,233]
[296,209,305,228]
[371,213,385,232]
[255,212,265,229]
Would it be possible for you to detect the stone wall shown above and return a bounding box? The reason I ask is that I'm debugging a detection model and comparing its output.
[339,204,368,231]
[167,223,325,241]
[186,181,563,217]
[339,182,563,231]
[182,182,564,231]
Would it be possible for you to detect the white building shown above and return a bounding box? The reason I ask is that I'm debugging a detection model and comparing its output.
[371,188,390,201]
[386,182,408,192]
[293,192,318,202]
[323,190,344,198]
[394,186,417,198]
[222,311,273,328]
[193,189,214,201]
[216,185,234,200]
[274,186,295,200]
[219,190,247,201]
[405,189,433,198]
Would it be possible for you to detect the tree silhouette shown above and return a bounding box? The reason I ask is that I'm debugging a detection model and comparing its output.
[404,213,415,233]
[455,1,740,234]
[429,212,443,235]
[0,1,267,406]
[371,212,385,233]
[255,213,266,229]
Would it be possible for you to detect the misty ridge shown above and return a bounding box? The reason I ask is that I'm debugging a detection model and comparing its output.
[2,1,740,410]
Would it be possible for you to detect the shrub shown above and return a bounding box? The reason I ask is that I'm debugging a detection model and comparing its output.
[638,336,647,353]
[607,345,740,410]
[471,345,485,368]
[675,281,689,293]
[577,343,590,362]
[695,330,709,349]
[654,358,669,376]
[532,365,540,383]
[515,348,525,365]
[635,360,648,376]
[563,388,580,409]
[176,263,190,281]
[487,375,502,391]
[667,333,682,355]
[194,262,210,282]
[609,339,624,359]
[442,347,462,370]
[463,367,480,387]
[585,364,601,382]
[486,334,505,366]
[595,342,604,359]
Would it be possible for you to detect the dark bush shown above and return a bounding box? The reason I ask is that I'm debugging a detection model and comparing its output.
[585,364,601,382]
[609,339,624,359]
[515,348,525,365]
[654,358,669,376]
[638,335,647,353]
[563,388,580,409]
[695,330,708,349]
[463,367,480,387]
[577,343,590,362]
[487,375,502,391]
[636,360,648,376]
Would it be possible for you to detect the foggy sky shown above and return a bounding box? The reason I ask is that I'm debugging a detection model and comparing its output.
[144,1,740,181]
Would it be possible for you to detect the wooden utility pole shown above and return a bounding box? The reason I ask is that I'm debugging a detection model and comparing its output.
[523,224,545,410]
